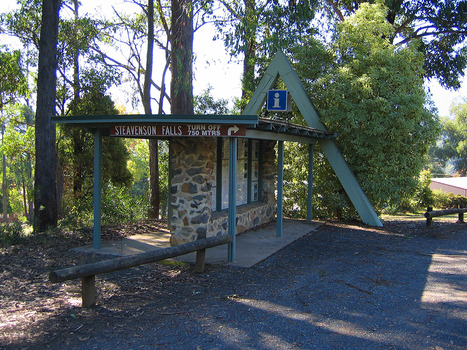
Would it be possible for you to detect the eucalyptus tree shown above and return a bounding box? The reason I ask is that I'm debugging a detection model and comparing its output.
[34,0,61,231]
[171,0,194,114]
[430,99,467,176]
[88,0,172,219]
[3,1,131,223]
[445,101,467,175]
[0,48,29,222]
[1,104,35,221]
[92,0,212,219]
[322,0,467,89]
[214,0,317,102]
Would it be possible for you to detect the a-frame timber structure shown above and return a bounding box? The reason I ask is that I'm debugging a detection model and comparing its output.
[244,51,382,227]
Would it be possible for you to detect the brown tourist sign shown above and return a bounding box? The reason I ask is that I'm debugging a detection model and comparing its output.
[110,124,246,137]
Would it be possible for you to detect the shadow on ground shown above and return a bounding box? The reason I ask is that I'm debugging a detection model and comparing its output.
[1,219,466,349]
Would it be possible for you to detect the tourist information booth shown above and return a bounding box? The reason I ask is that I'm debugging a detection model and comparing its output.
[52,51,382,263]
[52,113,337,262]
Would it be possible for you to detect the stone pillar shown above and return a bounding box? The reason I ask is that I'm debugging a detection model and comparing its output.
[169,138,216,245]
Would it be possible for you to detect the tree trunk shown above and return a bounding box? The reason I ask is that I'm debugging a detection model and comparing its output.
[34,0,61,231]
[144,0,160,220]
[171,0,193,115]
[2,122,8,223]
[22,172,28,219]
[72,0,80,100]
[148,140,160,219]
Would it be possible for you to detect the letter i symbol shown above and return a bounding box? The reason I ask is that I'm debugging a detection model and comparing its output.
[273,93,281,108]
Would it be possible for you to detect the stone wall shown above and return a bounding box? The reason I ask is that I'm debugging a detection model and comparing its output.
[169,138,216,246]
[169,138,277,245]
[209,202,276,237]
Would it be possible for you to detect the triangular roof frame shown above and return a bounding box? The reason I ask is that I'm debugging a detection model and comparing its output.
[243,51,382,227]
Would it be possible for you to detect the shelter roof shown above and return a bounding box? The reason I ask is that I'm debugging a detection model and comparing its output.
[52,114,336,143]
[253,118,337,139]
[51,114,258,127]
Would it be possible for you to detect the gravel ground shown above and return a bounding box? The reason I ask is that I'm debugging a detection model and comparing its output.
[1,219,466,349]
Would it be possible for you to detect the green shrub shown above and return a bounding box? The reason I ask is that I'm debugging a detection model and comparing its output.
[101,182,149,225]
[60,182,150,230]
[432,190,467,209]
[0,222,24,246]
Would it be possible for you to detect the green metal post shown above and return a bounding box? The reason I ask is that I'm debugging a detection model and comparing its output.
[168,140,173,228]
[307,143,314,222]
[247,139,252,203]
[216,138,222,211]
[93,129,102,249]
[258,140,264,202]
[228,137,238,262]
[277,141,284,237]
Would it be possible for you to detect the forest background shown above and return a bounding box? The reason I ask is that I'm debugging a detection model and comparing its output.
[0,0,466,241]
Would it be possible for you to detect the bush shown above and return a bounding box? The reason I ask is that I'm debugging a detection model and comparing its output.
[101,182,149,225]
[0,222,25,246]
[382,170,435,214]
[432,190,467,209]
[60,182,150,230]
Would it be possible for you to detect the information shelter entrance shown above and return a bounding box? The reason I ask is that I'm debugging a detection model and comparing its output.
[52,51,382,263]
[52,114,337,262]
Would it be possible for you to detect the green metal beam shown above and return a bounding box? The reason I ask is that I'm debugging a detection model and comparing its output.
[243,51,382,227]
[307,143,314,222]
[277,141,284,237]
[228,137,238,262]
[216,138,223,212]
[247,140,253,203]
[245,129,318,144]
[258,140,264,203]
[93,129,102,249]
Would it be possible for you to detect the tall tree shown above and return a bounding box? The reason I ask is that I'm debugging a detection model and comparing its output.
[1,104,35,221]
[90,0,171,219]
[144,0,161,220]
[34,0,61,231]
[171,0,194,114]
[323,0,467,89]
[216,0,317,101]
[0,49,28,222]
[430,99,467,176]
[60,88,133,201]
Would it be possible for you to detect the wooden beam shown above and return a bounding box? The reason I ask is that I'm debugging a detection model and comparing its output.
[49,234,232,284]
[425,207,467,218]
[425,207,467,227]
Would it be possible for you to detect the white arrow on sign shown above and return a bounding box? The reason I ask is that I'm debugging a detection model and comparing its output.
[227,125,240,135]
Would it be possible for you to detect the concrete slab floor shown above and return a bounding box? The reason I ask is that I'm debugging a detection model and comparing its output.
[74,219,322,268]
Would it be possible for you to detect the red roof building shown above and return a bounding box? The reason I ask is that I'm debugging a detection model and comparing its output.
[430,177,467,197]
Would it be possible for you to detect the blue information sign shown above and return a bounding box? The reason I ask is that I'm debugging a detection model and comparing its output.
[267,90,290,111]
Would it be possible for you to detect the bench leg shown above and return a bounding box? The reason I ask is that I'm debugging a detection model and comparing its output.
[194,249,206,273]
[81,275,96,308]
[426,217,432,228]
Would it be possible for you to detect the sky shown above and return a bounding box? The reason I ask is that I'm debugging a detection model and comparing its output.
[0,0,465,118]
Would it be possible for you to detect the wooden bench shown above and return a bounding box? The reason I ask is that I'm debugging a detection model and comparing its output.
[424,206,467,227]
[49,234,232,307]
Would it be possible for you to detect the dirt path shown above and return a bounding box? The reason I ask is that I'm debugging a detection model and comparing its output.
[1,218,466,349]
